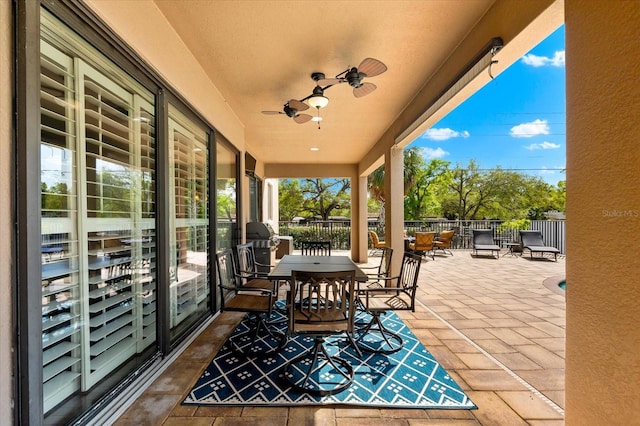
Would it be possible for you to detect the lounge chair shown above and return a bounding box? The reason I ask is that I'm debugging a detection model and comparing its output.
[434,229,455,256]
[472,229,500,258]
[408,231,435,260]
[519,230,560,261]
[369,231,386,256]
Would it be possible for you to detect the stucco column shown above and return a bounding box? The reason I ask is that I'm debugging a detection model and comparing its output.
[565,1,640,424]
[348,173,362,262]
[0,0,13,422]
[353,175,368,263]
[385,145,404,275]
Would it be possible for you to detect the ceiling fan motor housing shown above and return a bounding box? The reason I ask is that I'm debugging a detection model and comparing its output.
[283,104,297,117]
[346,68,363,87]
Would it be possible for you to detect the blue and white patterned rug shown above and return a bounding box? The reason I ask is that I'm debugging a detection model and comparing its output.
[183,306,475,409]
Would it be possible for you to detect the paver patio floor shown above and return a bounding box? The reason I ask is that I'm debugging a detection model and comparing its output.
[116,249,566,425]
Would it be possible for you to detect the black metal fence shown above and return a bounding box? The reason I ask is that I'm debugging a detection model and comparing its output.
[278,219,566,254]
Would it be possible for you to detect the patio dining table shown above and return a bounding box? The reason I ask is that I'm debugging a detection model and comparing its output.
[268,254,368,282]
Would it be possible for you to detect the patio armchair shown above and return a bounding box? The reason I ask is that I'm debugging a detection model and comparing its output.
[355,252,422,354]
[215,249,282,356]
[369,231,386,255]
[301,240,331,256]
[359,246,393,289]
[283,269,359,395]
[235,242,277,291]
[519,230,560,261]
[408,231,435,260]
[472,229,501,258]
[434,229,455,256]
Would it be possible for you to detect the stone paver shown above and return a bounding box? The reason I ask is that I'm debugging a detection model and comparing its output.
[115,250,565,425]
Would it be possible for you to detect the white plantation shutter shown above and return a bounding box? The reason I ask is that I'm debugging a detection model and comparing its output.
[40,40,83,413]
[168,108,209,335]
[40,36,157,411]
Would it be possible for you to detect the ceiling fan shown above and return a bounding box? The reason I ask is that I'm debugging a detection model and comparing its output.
[261,99,312,124]
[318,57,388,98]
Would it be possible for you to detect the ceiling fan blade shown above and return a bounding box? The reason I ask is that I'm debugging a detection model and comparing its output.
[358,58,387,77]
[353,82,376,98]
[294,114,312,124]
[318,77,341,86]
[288,99,309,112]
[262,110,283,115]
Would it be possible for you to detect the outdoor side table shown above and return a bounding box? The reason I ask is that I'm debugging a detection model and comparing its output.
[503,242,521,257]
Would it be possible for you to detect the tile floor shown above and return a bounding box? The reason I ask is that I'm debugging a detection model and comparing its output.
[115,250,566,425]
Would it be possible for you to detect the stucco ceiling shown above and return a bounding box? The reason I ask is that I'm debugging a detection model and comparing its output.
[153,0,496,165]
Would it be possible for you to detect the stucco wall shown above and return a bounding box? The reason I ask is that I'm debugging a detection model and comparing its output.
[565,1,640,424]
[0,0,13,422]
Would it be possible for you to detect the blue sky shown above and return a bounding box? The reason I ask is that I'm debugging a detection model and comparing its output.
[409,25,566,186]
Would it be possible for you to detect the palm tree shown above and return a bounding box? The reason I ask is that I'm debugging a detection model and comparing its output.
[367,147,424,229]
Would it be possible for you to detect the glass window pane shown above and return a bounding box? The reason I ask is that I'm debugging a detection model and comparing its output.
[216,140,237,252]
[168,107,210,341]
[40,11,157,421]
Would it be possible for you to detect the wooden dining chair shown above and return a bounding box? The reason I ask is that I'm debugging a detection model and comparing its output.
[283,269,359,395]
[301,240,331,256]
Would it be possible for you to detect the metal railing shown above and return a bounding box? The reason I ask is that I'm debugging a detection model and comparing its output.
[278,219,566,254]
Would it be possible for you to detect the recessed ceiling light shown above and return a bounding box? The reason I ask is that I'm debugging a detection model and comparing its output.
[310,147,320,151]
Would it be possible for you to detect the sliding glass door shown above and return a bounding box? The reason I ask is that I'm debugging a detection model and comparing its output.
[40,11,157,417]
[168,107,210,341]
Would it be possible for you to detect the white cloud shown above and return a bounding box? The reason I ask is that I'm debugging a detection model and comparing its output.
[422,147,449,159]
[522,51,565,67]
[510,119,550,138]
[524,141,561,150]
[423,128,470,141]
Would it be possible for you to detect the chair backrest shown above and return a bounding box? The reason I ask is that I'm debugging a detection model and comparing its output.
[437,230,455,247]
[472,229,495,245]
[378,246,393,278]
[519,230,545,246]
[235,242,257,280]
[413,232,435,250]
[301,240,331,256]
[215,249,241,308]
[289,270,355,334]
[398,252,421,301]
[369,231,380,246]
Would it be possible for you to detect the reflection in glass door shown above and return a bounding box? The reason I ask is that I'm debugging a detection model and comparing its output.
[39,18,157,418]
[168,107,210,341]
[216,139,238,252]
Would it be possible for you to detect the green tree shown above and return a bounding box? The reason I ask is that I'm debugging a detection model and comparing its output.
[437,161,567,220]
[300,178,351,220]
[41,181,70,216]
[439,161,528,220]
[278,179,305,220]
[367,147,427,222]
[404,159,450,219]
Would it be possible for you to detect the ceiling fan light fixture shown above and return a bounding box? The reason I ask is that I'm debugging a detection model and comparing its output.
[307,94,329,109]
[307,85,329,109]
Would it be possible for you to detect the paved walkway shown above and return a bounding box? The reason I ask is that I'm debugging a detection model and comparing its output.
[115,250,566,425]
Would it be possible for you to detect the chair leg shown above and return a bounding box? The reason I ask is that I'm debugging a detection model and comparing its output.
[355,311,404,354]
[283,336,354,396]
[227,313,284,357]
